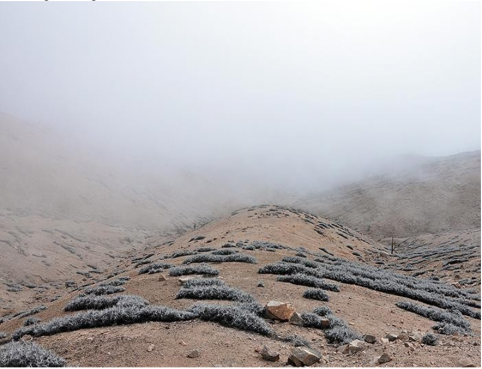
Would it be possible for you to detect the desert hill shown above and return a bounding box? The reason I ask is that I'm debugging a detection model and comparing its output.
[0,205,479,367]
[295,151,481,239]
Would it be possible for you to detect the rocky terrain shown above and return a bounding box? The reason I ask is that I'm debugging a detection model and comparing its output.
[0,206,480,367]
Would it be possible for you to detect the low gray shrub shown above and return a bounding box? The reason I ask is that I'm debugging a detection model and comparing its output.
[169,264,219,277]
[99,277,130,287]
[24,317,41,326]
[395,301,470,331]
[190,303,273,336]
[182,278,226,289]
[433,322,466,335]
[65,295,149,312]
[422,332,438,346]
[13,304,195,340]
[176,285,253,302]
[13,306,47,320]
[277,274,340,292]
[308,306,361,344]
[81,286,125,296]
[0,341,66,367]
[195,247,216,253]
[303,289,329,301]
[212,249,238,255]
[182,253,256,265]
[313,306,332,316]
[138,262,173,275]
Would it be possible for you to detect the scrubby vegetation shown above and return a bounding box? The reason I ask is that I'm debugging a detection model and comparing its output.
[99,277,130,287]
[182,253,256,265]
[422,332,438,346]
[270,256,481,319]
[303,289,329,301]
[301,306,360,344]
[13,304,196,340]
[211,249,239,255]
[24,317,41,326]
[138,262,173,275]
[13,306,47,320]
[169,264,219,276]
[190,303,273,336]
[81,285,125,297]
[277,273,340,292]
[65,295,149,312]
[181,278,225,289]
[195,247,216,253]
[0,341,66,367]
[176,285,253,302]
[395,301,470,334]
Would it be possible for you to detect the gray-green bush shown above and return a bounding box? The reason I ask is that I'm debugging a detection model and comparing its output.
[0,341,66,367]
[169,264,219,277]
[303,289,329,301]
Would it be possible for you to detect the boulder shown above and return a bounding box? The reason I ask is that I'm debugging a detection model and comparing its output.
[264,301,295,321]
[378,353,392,364]
[260,345,280,362]
[343,339,366,354]
[288,347,322,367]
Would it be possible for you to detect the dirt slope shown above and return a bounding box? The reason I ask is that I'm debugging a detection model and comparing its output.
[295,151,481,239]
[0,206,479,367]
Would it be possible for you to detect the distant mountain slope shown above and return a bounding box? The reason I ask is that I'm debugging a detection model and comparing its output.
[0,113,282,311]
[295,151,481,239]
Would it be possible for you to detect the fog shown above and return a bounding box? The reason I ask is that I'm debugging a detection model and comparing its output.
[0,1,480,193]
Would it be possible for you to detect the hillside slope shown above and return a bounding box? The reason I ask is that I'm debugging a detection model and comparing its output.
[295,151,481,239]
[0,206,479,367]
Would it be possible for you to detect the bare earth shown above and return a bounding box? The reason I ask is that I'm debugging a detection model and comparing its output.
[0,206,479,367]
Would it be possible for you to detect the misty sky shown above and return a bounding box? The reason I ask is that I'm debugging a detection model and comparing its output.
[0,1,480,191]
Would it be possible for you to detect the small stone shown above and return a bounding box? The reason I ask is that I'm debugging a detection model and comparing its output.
[380,338,389,344]
[408,332,422,342]
[178,276,197,285]
[320,318,330,328]
[187,350,200,358]
[180,340,187,346]
[257,281,265,287]
[378,353,392,364]
[288,347,322,366]
[158,274,167,281]
[264,301,295,321]
[343,339,366,354]
[386,333,398,342]
[397,333,409,341]
[458,358,475,367]
[289,312,304,326]
[147,344,155,352]
[364,335,376,344]
[260,345,280,362]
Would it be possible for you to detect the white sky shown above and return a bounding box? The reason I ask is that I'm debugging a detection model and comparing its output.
[0,1,480,191]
